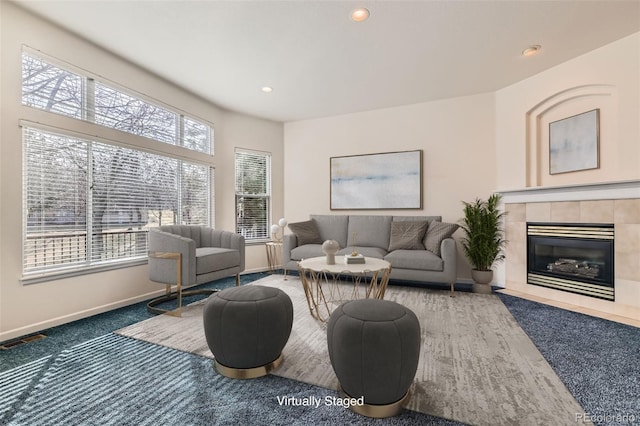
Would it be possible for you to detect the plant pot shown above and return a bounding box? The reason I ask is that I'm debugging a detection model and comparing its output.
[471,269,493,294]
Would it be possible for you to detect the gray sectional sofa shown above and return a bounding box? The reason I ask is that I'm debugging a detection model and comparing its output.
[282,214,458,293]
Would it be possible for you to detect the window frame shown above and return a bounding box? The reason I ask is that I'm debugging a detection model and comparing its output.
[21,124,214,283]
[20,47,216,283]
[21,47,214,155]
[234,148,272,244]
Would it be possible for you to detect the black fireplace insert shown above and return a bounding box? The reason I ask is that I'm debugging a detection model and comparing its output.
[527,223,614,301]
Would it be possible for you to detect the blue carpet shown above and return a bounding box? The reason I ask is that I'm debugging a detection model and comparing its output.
[0,334,461,425]
[0,274,257,372]
[497,293,640,426]
[2,274,639,425]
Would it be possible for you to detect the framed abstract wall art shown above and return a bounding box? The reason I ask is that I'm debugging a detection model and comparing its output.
[549,109,600,175]
[330,150,423,210]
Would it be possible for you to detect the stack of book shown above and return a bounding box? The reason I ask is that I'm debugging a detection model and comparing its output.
[345,253,365,264]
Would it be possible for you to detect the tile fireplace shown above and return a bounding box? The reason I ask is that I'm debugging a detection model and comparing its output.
[499,181,640,323]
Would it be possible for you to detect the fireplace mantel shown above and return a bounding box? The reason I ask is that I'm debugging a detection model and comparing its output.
[497,179,640,204]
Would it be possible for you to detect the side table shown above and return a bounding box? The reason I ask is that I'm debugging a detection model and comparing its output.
[265,242,283,273]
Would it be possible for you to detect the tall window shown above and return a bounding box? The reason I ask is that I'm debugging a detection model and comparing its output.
[23,128,212,275]
[21,51,214,278]
[235,149,271,241]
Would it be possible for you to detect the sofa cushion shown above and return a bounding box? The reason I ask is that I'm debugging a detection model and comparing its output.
[288,220,323,245]
[347,215,392,250]
[393,215,441,223]
[337,246,387,259]
[424,221,459,256]
[196,247,239,275]
[388,221,428,251]
[310,215,349,248]
[384,249,444,271]
[290,244,325,261]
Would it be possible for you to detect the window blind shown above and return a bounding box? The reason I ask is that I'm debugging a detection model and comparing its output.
[23,127,212,276]
[235,149,271,241]
[23,129,88,272]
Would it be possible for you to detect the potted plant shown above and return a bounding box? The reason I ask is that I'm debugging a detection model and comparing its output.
[460,194,506,294]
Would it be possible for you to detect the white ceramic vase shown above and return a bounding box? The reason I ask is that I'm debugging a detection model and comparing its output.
[322,239,340,265]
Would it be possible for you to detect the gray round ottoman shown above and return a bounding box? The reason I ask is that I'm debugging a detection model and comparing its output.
[327,299,421,418]
[203,285,293,379]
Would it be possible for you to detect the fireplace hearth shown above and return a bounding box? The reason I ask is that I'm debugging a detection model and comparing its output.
[527,223,614,301]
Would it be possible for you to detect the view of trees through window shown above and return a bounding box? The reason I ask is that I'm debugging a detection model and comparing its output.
[21,54,83,118]
[21,52,213,275]
[22,52,211,154]
[94,82,178,145]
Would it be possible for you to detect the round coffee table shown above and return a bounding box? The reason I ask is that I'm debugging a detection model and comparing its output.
[297,256,391,322]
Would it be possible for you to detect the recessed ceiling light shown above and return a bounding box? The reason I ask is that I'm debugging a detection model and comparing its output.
[522,45,542,57]
[351,8,370,22]
[261,86,273,93]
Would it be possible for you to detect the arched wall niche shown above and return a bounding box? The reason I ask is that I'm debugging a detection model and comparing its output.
[525,84,618,187]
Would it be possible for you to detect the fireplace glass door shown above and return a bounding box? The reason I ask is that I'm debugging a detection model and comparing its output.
[527,223,614,300]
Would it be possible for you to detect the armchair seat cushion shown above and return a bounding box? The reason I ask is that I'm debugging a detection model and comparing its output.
[196,247,240,275]
[384,249,444,271]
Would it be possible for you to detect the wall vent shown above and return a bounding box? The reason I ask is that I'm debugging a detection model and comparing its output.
[0,333,47,350]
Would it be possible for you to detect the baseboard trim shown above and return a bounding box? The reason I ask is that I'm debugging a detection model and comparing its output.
[0,270,268,343]
[0,289,166,343]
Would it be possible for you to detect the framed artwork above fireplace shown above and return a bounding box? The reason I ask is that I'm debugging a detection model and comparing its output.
[549,109,600,175]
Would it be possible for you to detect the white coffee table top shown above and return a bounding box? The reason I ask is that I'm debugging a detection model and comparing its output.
[298,256,391,274]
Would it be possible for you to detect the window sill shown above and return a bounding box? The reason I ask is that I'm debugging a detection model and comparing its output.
[21,258,148,285]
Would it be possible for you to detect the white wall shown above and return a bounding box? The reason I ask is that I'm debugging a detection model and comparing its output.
[284,92,498,280]
[493,32,639,287]
[496,32,640,190]
[216,111,285,270]
[0,3,284,341]
[283,32,640,289]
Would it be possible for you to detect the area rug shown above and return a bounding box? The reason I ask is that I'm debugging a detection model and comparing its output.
[116,275,590,426]
[1,334,449,425]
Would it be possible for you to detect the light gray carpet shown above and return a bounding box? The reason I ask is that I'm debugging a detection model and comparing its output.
[116,275,590,426]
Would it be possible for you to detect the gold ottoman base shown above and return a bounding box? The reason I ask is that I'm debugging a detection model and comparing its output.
[214,353,283,379]
[338,385,410,418]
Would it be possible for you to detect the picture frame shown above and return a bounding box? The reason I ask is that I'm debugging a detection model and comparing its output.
[330,150,423,210]
[549,109,600,175]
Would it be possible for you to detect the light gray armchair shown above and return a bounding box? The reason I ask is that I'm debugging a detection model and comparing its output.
[147,225,245,315]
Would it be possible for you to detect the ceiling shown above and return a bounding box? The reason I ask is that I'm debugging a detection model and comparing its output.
[13,1,640,123]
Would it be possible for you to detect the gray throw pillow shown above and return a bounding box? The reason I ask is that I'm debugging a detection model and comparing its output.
[424,221,459,256]
[288,220,323,245]
[388,221,428,251]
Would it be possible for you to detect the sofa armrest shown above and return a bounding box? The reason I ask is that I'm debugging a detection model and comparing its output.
[148,229,197,285]
[440,238,457,283]
[282,233,298,265]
